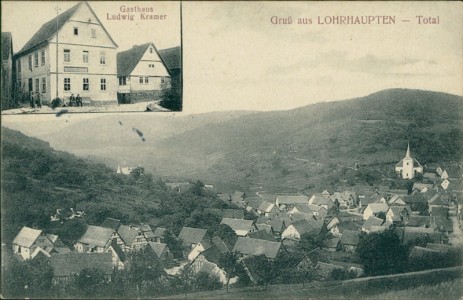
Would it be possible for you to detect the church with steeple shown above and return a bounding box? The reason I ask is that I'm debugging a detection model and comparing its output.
[395,143,423,179]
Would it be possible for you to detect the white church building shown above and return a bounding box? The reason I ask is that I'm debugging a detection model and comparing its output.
[395,143,423,179]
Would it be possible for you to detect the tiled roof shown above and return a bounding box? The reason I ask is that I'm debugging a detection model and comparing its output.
[291,219,324,236]
[17,3,82,55]
[158,46,181,71]
[117,225,142,245]
[178,227,207,245]
[78,225,113,248]
[248,229,277,241]
[220,218,253,234]
[362,216,384,230]
[101,218,121,231]
[117,43,151,77]
[232,237,281,259]
[1,32,12,60]
[49,253,113,277]
[366,203,389,213]
[147,242,168,258]
[12,227,42,248]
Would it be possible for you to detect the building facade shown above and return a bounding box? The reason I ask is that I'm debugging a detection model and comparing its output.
[1,32,14,108]
[117,43,171,104]
[395,143,423,179]
[14,2,118,105]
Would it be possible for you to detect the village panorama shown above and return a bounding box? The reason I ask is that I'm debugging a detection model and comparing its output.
[2,113,463,300]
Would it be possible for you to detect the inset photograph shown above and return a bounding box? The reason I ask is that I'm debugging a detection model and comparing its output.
[1,1,182,114]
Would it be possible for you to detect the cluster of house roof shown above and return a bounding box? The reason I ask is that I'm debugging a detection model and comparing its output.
[11,218,172,284]
[10,161,462,285]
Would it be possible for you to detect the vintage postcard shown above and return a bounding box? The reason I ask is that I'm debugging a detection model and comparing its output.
[1,1,462,299]
[1,1,182,114]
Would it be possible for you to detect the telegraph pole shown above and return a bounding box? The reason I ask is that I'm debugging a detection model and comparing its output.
[55,6,61,100]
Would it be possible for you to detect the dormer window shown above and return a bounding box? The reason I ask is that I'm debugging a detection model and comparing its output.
[149,47,153,53]
[74,27,79,35]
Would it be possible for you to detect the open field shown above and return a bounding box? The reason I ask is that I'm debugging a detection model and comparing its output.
[164,267,463,299]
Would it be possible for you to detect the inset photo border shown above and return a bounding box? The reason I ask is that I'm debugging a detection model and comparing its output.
[1,1,182,114]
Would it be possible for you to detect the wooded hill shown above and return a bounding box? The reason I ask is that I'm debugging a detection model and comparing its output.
[1,127,234,245]
[4,88,463,194]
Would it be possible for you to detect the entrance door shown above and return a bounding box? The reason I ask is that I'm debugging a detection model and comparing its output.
[28,78,33,92]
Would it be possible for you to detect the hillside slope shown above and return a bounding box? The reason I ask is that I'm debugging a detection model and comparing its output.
[5,89,462,193]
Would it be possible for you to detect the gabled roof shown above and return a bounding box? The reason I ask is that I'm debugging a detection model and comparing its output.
[178,227,207,245]
[268,219,286,232]
[340,230,360,246]
[158,46,181,71]
[366,202,389,213]
[256,224,272,233]
[277,195,309,205]
[217,193,231,202]
[101,218,121,231]
[17,2,82,56]
[388,205,412,216]
[258,201,275,213]
[248,229,277,241]
[49,253,113,277]
[220,218,254,234]
[256,215,270,224]
[432,216,453,232]
[77,225,114,248]
[290,219,325,236]
[310,195,332,206]
[17,2,117,57]
[147,242,168,258]
[232,237,281,259]
[117,43,151,77]
[1,32,13,60]
[12,227,42,248]
[117,225,142,245]
[401,227,442,244]
[405,216,431,227]
[428,194,449,206]
[362,216,384,230]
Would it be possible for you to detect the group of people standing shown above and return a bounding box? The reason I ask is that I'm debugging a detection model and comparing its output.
[29,91,42,108]
[29,92,84,108]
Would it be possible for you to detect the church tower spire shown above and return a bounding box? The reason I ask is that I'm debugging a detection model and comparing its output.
[405,142,411,158]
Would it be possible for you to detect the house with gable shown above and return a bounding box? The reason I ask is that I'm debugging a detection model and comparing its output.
[116,42,171,103]
[386,205,412,224]
[281,219,326,241]
[361,216,385,233]
[220,218,257,237]
[177,227,208,249]
[12,226,59,260]
[49,252,113,284]
[75,225,114,253]
[146,241,173,263]
[232,237,281,259]
[363,203,389,220]
[14,2,118,105]
[117,224,147,252]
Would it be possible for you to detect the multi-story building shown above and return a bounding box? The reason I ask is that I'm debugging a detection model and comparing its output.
[117,42,171,104]
[14,2,118,105]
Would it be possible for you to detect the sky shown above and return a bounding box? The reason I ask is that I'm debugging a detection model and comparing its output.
[1,1,462,115]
